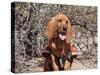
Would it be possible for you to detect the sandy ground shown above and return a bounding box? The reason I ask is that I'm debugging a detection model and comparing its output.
[26,58,93,72]
[71,59,89,70]
[16,57,96,73]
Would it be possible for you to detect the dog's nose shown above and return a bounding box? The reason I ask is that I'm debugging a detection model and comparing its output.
[63,27,67,31]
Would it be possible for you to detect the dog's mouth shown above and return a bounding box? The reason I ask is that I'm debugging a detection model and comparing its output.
[59,32,66,40]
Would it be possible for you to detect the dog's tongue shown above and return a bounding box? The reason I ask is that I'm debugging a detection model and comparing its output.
[59,34,66,40]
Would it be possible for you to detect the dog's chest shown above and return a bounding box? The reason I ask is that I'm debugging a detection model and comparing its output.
[51,39,69,56]
[54,39,66,50]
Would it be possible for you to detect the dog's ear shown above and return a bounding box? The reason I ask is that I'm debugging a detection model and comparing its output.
[66,20,73,44]
[46,17,57,41]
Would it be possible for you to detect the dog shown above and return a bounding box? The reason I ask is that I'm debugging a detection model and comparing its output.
[42,13,76,71]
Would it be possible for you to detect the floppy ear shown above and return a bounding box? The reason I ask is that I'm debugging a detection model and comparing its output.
[46,17,57,41]
[66,20,73,44]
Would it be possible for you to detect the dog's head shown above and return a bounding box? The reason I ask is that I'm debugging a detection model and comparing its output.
[46,13,73,44]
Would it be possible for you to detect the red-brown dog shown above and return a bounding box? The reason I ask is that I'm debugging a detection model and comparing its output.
[42,13,76,71]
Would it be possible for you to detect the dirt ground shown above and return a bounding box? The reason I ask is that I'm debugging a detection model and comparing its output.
[25,57,96,72]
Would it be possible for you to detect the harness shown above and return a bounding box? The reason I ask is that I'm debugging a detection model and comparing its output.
[46,44,73,70]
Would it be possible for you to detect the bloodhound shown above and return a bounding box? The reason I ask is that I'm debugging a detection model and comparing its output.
[42,13,76,71]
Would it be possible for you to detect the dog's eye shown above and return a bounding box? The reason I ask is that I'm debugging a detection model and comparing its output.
[58,19,62,22]
[66,20,68,23]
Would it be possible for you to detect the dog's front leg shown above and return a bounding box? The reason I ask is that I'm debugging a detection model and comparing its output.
[64,60,71,70]
[51,54,59,71]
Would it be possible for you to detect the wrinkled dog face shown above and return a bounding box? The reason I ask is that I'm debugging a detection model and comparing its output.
[54,13,69,35]
[47,13,73,43]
